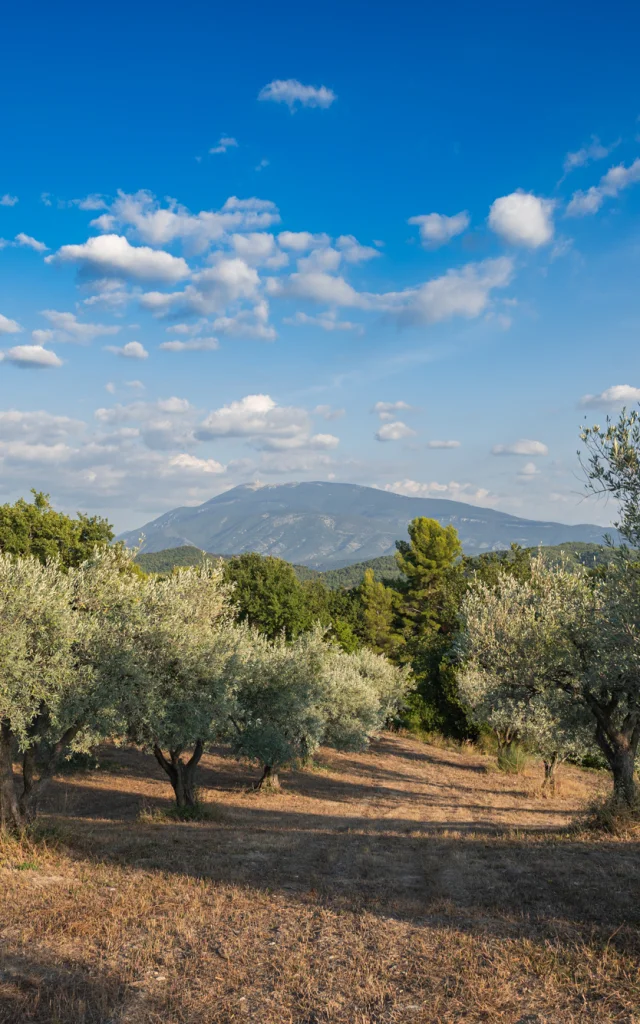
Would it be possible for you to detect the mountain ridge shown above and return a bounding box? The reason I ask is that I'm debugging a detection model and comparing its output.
[119,481,615,571]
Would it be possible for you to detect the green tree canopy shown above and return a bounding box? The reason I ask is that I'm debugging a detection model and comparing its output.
[0,490,113,567]
[222,552,313,641]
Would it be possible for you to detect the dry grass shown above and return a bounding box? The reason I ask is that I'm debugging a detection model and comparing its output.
[1,734,639,1023]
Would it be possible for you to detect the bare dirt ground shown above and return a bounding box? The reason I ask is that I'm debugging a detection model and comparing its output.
[1,734,639,1024]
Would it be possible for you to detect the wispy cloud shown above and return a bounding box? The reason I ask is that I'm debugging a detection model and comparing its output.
[258,79,337,111]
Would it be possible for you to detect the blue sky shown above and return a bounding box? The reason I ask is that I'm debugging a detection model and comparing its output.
[1,0,640,531]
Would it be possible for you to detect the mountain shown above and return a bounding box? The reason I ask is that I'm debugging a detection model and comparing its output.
[119,481,616,571]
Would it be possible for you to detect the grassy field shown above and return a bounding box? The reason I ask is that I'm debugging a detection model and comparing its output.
[1,734,639,1023]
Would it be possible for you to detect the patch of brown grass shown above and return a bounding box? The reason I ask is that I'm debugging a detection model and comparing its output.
[1,734,638,1023]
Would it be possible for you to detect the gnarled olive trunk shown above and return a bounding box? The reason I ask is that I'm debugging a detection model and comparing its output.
[542,753,559,795]
[254,764,280,790]
[153,741,204,809]
[593,710,639,807]
[0,719,81,831]
[0,722,23,831]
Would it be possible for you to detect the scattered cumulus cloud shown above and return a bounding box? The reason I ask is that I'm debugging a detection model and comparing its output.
[408,211,470,248]
[375,420,417,442]
[427,439,460,449]
[169,453,225,474]
[0,314,22,335]
[209,136,238,155]
[46,234,190,283]
[376,257,514,325]
[15,232,48,252]
[373,401,412,422]
[0,194,18,206]
[40,310,120,344]
[159,337,219,352]
[492,439,548,456]
[258,79,337,111]
[383,479,491,504]
[335,235,381,263]
[563,136,619,175]
[518,461,540,480]
[488,191,555,247]
[277,231,331,251]
[105,341,149,360]
[566,158,640,217]
[0,345,62,368]
[580,384,640,408]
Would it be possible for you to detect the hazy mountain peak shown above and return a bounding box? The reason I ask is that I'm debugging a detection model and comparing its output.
[119,481,615,571]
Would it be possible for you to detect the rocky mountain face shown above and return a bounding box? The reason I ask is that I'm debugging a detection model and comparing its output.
[119,482,615,570]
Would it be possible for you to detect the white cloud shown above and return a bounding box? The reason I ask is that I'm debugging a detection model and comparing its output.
[159,337,219,352]
[373,400,412,421]
[565,187,603,216]
[197,394,312,447]
[0,194,18,206]
[15,232,48,252]
[105,382,116,394]
[297,247,342,273]
[140,257,261,318]
[0,314,21,335]
[375,257,514,325]
[105,341,149,360]
[209,136,238,155]
[72,194,109,211]
[284,310,362,332]
[0,410,84,441]
[427,439,460,449]
[518,461,540,479]
[40,309,120,344]
[492,439,548,456]
[46,234,190,283]
[255,159,270,172]
[253,432,339,452]
[277,231,331,251]
[383,479,492,503]
[211,303,277,341]
[488,191,555,247]
[335,235,381,263]
[230,232,288,268]
[95,190,280,254]
[258,79,336,111]
[580,384,640,408]
[0,345,62,368]
[375,420,417,442]
[168,453,225,474]
[125,380,145,390]
[313,404,345,420]
[269,271,366,308]
[408,211,470,248]
[563,136,617,174]
[566,158,640,217]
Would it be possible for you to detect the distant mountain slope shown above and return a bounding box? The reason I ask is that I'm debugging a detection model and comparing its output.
[120,481,615,570]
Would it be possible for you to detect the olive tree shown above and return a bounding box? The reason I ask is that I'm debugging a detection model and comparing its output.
[459,559,640,805]
[120,563,251,809]
[460,668,593,789]
[0,548,141,830]
[231,628,408,788]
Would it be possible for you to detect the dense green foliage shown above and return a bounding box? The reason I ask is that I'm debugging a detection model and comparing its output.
[135,546,219,573]
[318,555,403,589]
[0,491,113,567]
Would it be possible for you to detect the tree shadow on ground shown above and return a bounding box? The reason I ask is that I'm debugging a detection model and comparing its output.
[0,950,129,1024]
[32,777,640,961]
